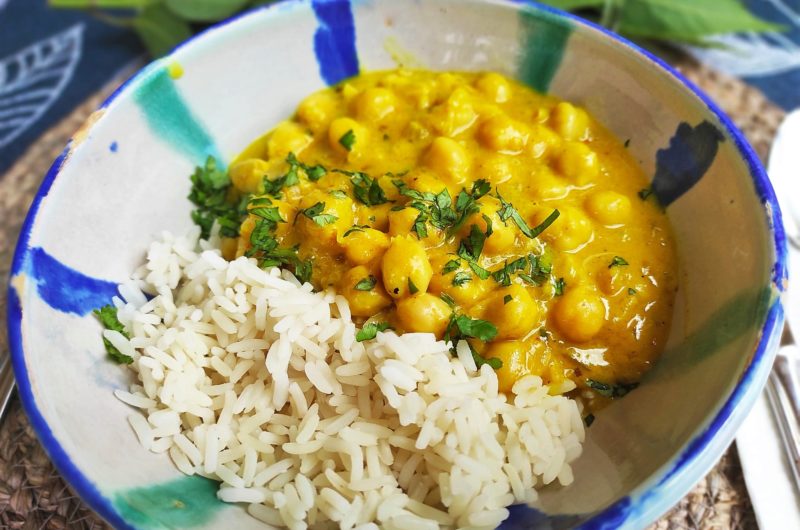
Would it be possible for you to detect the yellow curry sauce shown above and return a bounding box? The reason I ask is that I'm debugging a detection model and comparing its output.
[223,70,677,406]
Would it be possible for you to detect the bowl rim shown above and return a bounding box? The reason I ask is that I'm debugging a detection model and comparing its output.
[5,0,787,529]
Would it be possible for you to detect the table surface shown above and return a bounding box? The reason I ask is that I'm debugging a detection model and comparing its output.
[0,57,780,529]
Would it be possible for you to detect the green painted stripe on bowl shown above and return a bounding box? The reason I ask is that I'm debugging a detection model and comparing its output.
[112,475,224,529]
[133,66,225,166]
[517,8,573,93]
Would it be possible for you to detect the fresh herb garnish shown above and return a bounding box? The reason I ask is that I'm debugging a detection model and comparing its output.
[335,170,390,207]
[554,277,566,296]
[628,287,637,295]
[355,276,377,291]
[452,272,472,286]
[188,156,247,239]
[496,190,559,239]
[491,257,528,287]
[440,293,456,307]
[519,253,553,286]
[329,189,348,199]
[343,225,369,237]
[356,321,391,342]
[503,294,513,305]
[339,129,356,151]
[586,379,639,398]
[445,313,502,370]
[298,202,338,226]
[638,187,653,200]
[408,278,419,295]
[394,179,489,237]
[246,196,312,282]
[94,305,133,364]
[442,259,461,275]
[609,256,629,268]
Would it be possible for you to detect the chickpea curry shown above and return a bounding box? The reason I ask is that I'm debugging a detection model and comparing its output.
[202,70,677,407]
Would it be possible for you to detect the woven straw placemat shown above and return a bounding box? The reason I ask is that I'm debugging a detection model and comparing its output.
[0,58,780,529]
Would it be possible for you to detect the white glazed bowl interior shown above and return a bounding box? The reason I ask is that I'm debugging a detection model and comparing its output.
[8,1,785,529]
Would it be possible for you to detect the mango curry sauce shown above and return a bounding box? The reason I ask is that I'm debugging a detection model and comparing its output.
[220,70,677,408]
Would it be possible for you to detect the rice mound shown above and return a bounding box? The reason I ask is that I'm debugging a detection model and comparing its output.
[108,228,585,530]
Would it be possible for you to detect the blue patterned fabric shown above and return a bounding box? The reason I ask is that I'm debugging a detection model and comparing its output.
[688,0,800,111]
[0,0,141,175]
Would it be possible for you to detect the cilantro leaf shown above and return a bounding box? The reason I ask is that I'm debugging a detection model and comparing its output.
[491,257,528,287]
[188,156,247,239]
[638,187,653,200]
[503,294,513,305]
[586,379,639,398]
[497,191,560,239]
[442,259,461,275]
[554,277,566,296]
[628,287,637,295]
[339,129,356,151]
[356,321,391,342]
[408,278,419,295]
[609,256,629,268]
[94,305,133,364]
[355,276,377,291]
[452,271,472,286]
[440,293,456,307]
[450,314,498,342]
[299,202,338,226]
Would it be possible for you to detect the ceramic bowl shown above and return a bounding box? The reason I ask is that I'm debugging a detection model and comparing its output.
[7,0,786,528]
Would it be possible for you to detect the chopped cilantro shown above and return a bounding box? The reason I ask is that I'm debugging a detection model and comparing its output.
[408,278,419,295]
[518,253,553,286]
[586,379,639,398]
[329,189,348,199]
[356,321,390,342]
[554,277,566,296]
[394,179,489,236]
[298,202,338,226]
[411,210,429,239]
[343,225,369,237]
[608,256,629,268]
[503,294,513,305]
[628,287,637,295]
[452,272,472,286]
[339,129,356,151]
[442,259,461,275]
[188,156,246,239]
[638,187,653,200]
[446,314,498,343]
[481,213,494,237]
[355,276,377,291]
[497,190,559,239]
[93,305,133,364]
[440,293,456,307]
[491,257,527,287]
[336,170,390,207]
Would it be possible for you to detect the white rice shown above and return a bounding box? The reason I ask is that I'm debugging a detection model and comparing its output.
[112,229,584,529]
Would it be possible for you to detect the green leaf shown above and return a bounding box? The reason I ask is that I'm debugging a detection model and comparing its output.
[94,305,133,364]
[442,259,461,275]
[356,322,391,342]
[586,379,639,398]
[452,272,472,286]
[355,276,377,291]
[453,315,498,342]
[299,202,338,226]
[339,129,356,151]
[609,256,629,268]
[537,0,605,10]
[133,4,193,57]
[165,0,251,22]
[554,277,566,296]
[618,0,783,43]
[408,278,419,295]
[504,294,513,305]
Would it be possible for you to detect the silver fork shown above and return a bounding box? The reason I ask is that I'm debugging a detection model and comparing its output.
[766,334,800,491]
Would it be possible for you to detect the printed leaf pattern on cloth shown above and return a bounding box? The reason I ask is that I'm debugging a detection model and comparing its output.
[0,24,83,149]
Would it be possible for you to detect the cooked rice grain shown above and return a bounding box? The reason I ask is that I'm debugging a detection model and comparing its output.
[112,230,584,529]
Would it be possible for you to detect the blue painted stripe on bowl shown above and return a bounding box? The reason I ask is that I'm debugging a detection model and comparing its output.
[311,0,360,85]
[7,280,137,530]
[651,121,725,207]
[23,246,119,316]
[133,66,225,166]
[7,2,788,529]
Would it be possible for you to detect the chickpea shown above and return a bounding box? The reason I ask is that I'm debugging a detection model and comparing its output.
[339,266,392,317]
[477,154,516,185]
[585,190,632,225]
[396,293,452,336]
[388,207,421,236]
[483,284,540,340]
[446,277,491,307]
[553,286,605,342]
[471,197,516,254]
[353,87,398,124]
[429,87,477,137]
[528,124,562,159]
[407,168,447,195]
[535,206,593,251]
[423,137,470,186]
[267,121,312,160]
[487,341,531,394]
[533,172,569,201]
[556,142,599,185]
[382,236,433,298]
[342,228,390,265]
[296,91,339,133]
[229,158,269,194]
[328,117,368,157]
[362,202,392,232]
[550,101,590,141]
[474,72,511,103]
[478,115,529,153]
[297,190,354,249]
